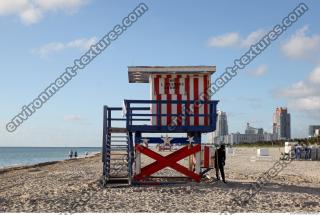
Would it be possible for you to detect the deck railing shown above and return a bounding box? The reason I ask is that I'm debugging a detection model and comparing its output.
[123,99,218,132]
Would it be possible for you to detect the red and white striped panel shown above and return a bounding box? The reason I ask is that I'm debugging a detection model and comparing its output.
[201,146,215,168]
[150,74,186,95]
[150,74,211,126]
[151,94,187,126]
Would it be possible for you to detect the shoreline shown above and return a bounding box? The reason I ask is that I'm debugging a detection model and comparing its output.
[0,152,101,174]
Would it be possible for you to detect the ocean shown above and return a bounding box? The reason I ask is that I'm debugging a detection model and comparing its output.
[0,147,101,168]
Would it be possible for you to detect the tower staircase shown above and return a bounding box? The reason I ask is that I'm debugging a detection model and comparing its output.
[102,107,133,186]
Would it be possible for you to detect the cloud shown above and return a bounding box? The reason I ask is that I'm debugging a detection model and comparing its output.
[281,26,320,60]
[308,66,320,84]
[240,29,266,48]
[274,67,320,99]
[207,29,266,48]
[273,66,320,116]
[208,32,240,47]
[288,97,320,111]
[64,115,83,121]
[275,81,315,98]
[0,0,89,25]
[66,37,97,49]
[248,64,267,77]
[32,37,97,56]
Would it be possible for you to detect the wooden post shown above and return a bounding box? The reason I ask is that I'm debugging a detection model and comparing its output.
[135,146,141,175]
[188,144,193,171]
[195,144,201,174]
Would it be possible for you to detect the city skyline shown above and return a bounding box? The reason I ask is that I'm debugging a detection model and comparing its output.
[212,106,320,144]
[217,107,292,137]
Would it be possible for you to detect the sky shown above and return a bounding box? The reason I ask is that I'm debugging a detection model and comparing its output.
[1,0,320,147]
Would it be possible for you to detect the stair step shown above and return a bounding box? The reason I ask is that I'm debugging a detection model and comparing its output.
[106,178,129,184]
[106,160,127,163]
[107,158,128,161]
[107,168,125,171]
[111,136,128,138]
[106,146,128,149]
[106,145,128,147]
[108,157,128,159]
[108,127,127,133]
[107,145,128,149]
[109,166,127,168]
[110,140,128,142]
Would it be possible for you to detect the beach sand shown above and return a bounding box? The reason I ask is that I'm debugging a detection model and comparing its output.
[0,147,319,212]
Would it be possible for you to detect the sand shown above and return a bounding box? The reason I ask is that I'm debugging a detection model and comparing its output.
[0,147,319,212]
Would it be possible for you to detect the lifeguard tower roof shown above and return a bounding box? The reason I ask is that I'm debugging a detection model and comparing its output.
[128,66,216,83]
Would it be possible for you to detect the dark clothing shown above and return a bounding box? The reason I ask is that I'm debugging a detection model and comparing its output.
[214,147,226,182]
[296,147,301,160]
[305,148,311,160]
[69,150,73,159]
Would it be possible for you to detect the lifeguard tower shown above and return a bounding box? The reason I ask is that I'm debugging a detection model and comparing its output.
[102,66,219,186]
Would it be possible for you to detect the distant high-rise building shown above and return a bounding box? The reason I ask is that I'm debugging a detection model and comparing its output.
[315,129,320,137]
[215,111,228,137]
[273,107,291,139]
[308,125,320,137]
[209,111,228,143]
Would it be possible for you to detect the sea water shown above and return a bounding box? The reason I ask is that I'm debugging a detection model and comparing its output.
[0,147,101,168]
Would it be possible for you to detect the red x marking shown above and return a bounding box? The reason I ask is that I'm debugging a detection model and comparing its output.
[134,144,201,182]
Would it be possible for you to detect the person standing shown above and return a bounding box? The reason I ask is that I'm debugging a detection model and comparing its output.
[69,150,73,159]
[74,150,78,158]
[215,144,226,183]
[296,146,301,160]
